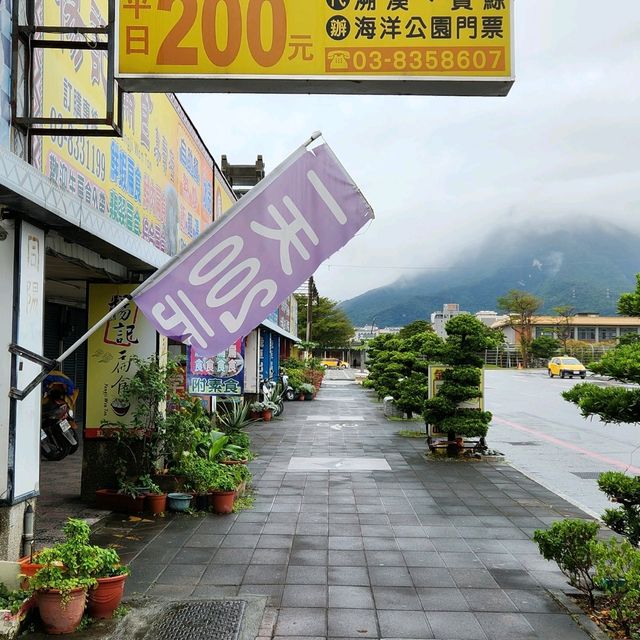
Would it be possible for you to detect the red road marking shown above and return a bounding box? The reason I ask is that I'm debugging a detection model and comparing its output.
[493,416,640,475]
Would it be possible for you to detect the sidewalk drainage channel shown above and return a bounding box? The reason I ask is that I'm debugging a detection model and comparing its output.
[142,601,246,640]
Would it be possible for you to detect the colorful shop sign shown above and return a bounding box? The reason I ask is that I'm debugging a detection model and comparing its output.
[186,340,245,396]
[116,0,513,96]
[32,0,215,256]
[86,284,159,432]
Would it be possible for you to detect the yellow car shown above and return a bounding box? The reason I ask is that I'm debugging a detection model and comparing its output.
[547,356,587,379]
[320,358,348,369]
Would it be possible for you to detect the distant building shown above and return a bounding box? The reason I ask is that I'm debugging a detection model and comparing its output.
[492,314,640,344]
[431,304,506,338]
[475,310,509,328]
[430,304,462,338]
[378,327,402,335]
[354,325,379,341]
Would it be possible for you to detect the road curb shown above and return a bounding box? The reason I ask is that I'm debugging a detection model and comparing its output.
[548,590,611,640]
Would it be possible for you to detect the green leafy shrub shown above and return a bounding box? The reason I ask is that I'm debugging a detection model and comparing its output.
[533,519,600,606]
[593,538,640,638]
[597,471,640,545]
[0,583,30,614]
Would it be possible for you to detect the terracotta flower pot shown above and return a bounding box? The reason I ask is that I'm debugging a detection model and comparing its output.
[18,557,44,589]
[145,492,167,515]
[37,587,86,635]
[209,490,235,514]
[87,574,127,619]
[262,409,273,422]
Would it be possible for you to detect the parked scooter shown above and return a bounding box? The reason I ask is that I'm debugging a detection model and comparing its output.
[281,373,296,401]
[41,372,79,461]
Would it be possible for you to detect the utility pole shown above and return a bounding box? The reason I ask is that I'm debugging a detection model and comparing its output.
[306,276,313,343]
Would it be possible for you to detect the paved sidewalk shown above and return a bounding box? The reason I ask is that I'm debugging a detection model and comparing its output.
[91,371,600,640]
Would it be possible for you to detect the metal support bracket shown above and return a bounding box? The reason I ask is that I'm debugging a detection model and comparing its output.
[11,0,123,137]
[8,344,59,401]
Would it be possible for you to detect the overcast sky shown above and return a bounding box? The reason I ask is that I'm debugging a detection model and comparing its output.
[180,0,640,303]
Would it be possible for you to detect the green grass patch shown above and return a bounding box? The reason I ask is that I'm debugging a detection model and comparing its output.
[397,430,427,438]
[233,493,255,512]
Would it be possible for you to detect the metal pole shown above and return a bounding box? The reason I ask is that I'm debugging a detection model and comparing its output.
[9,295,133,401]
[57,295,132,363]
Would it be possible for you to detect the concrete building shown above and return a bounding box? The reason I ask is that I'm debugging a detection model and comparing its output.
[492,314,640,344]
[430,304,462,338]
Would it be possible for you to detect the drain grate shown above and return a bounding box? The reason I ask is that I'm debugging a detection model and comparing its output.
[143,600,246,640]
[571,471,605,480]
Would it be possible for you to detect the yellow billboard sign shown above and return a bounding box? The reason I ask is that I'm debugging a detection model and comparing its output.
[32,0,216,257]
[117,0,513,95]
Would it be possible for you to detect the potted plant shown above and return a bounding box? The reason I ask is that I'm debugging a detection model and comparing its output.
[248,401,264,420]
[209,463,238,514]
[0,582,32,638]
[28,519,131,629]
[115,479,146,514]
[228,464,252,498]
[29,566,93,635]
[299,383,316,401]
[262,401,278,421]
[86,547,129,620]
[138,474,167,515]
[176,455,215,510]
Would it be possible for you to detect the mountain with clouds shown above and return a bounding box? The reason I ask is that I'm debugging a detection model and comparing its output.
[339,221,640,327]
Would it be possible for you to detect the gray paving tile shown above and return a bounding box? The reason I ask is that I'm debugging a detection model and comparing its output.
[238,583,284,607]
[523,613,592,639]
[329,585,375,609]
[372,586,422,610]
[461,588,519,612]
[417,587,470,611]
[402,552,446,568]
[378,609,433,638]
[504,589,565,613]
[365,550,406,566]
[328,565,370,586]
[328,550,367,565]
[220,534,261,548]
[210,547,254,564]
[243,563,288,584]
[184,533,226,548]
[327,608,379,638]
[476,612,537,639]
[286,565,328,584]
[329,536,364,550]
[282,584,328,607]
[251,548,290,564]
[409,567,456,588]
[450,568,500,589]
[425,611,488,640]
[369,566,413,587]
[289,548,328,565]
[275,607,327,637]
[489,569,540,590]
[201,563,247,585]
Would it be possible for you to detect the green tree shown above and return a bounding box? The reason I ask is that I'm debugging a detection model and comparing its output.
[296,295,354,348]
[553,305,575,352]
[423,314,501,454]
[398,320,432,339]
[563,274,640,544]
[530,335,560,361]
[497,290,543,368]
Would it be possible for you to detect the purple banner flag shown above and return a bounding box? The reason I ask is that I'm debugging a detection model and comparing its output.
[132,138,374,354]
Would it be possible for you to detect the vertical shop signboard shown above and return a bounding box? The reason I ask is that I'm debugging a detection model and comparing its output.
[12,223,45,501]
[186,339,245,396]
[85,284,158,434]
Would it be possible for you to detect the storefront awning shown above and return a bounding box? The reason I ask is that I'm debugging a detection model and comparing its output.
[260,319,300,343]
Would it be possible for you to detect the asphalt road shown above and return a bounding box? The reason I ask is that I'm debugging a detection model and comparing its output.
[485,369,640,518]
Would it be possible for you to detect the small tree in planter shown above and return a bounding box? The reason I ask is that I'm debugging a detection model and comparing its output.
[423,314,501,455]
[563,275,640,545]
